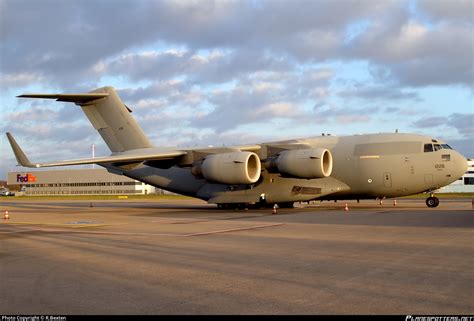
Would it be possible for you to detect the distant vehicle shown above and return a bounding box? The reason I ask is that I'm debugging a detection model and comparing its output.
[0,188,15,196]
[6,86,468,208]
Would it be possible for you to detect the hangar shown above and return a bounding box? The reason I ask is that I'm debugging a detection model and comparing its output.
[7,168,156,196]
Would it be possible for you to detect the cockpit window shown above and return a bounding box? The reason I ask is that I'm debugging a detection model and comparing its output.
[424,143,451,152]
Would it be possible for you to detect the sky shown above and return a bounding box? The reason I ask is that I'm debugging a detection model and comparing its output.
[0,0,473,179]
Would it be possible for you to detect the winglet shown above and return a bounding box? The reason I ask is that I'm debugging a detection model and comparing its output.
[6,133,36,168]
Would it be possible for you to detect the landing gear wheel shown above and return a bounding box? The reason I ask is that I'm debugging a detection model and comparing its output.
[426,196,439,208]
[278,202,294,208]
[217,203,235,210]
[217,203,250,210]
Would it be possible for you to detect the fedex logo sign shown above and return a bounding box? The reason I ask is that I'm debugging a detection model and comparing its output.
[16,173,37,183]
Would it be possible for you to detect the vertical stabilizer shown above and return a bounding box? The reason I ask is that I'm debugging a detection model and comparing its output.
[81,87,152,152]
[18,87,153,152]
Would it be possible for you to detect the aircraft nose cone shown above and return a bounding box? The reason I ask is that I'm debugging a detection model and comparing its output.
[452,151,468,180]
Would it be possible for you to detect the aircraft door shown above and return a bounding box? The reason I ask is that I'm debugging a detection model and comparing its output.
[424,174,433,185]
[383,172,392,188]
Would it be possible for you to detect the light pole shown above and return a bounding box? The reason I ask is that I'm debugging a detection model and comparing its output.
[91,144,95,169]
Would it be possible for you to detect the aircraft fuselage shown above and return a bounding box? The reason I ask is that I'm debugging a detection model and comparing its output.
[110,133,467,206]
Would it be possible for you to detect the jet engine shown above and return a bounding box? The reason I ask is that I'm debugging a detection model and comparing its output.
[275,148,333,178]
[194,152,262,185]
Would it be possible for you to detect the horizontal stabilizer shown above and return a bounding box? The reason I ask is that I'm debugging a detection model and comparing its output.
[17,93,109,105]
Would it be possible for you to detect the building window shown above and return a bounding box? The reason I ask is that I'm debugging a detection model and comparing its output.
[464,177,474,185]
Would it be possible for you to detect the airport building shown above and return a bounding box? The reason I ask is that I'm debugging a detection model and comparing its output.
[437,158,474,193]
[7,168,157,196]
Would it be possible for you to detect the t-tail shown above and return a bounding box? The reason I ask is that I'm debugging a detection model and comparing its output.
[18,86,153,152]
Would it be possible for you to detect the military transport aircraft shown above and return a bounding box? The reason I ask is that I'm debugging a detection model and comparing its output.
[7,86,467,208]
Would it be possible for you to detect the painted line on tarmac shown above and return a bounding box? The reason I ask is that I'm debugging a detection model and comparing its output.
[0,228,186,237]
[0,229,38,235]
[151,217,220,224]
[0,223,284,237]
[185,223,285,236]
[1,222,107,228]
[151,215,248,224]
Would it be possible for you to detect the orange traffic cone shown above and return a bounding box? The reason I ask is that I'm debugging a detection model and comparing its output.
[272,204,278,214]
[393,199,397,206]
[3,210,9,220]
[344,203,349,211]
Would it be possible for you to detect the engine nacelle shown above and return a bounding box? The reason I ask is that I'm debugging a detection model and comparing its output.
[276,148,333,178]
[198,152,261,185]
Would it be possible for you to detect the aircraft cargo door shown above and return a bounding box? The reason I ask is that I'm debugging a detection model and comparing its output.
[383,172,392,188]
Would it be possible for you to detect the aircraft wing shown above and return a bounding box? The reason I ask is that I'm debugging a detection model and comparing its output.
[6,133,186,168]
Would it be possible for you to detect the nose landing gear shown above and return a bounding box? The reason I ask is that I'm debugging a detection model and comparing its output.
[426,193,440,208]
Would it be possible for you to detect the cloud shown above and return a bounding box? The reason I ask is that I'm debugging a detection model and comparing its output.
[412,113,474,138]
[0,73,44,89]
[104,49,291,84]
[0,0,399,88]
[417,0,473,23]
[412,116,448,128]
[1,121,96,145]
[347,8,473,87]
[2,0,471,90]
[338,84,420,101]
[445,138,474,158]
[109,67,334,134]
[104,50,193,81]
[448,113,474,136]
[4,102,86,124]
[189,68,334,132]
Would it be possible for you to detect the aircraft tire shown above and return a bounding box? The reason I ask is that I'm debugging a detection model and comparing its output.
[278,202,295,208]
[426,196,439,208]
[217,203,235,210]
